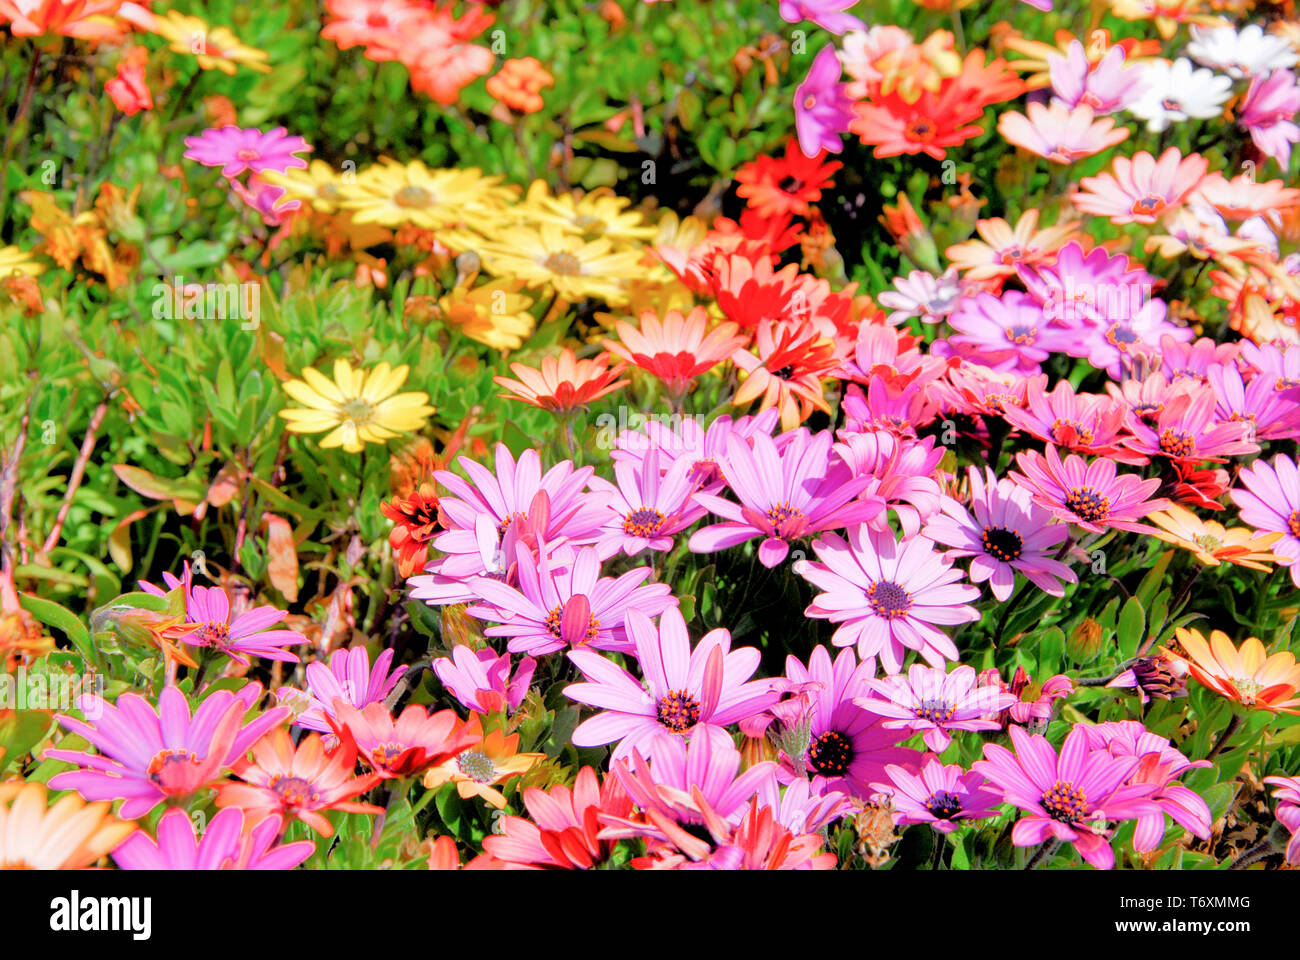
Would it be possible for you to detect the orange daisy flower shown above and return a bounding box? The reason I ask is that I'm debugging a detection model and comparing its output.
[422,718,544,808]
[604,306,745,398]
[0,782,136,869]
[494,348,629,414]
[1146,507,1283,571]
[486,57,554,114]
[380,481,443,577]
[0,0,128,40]
[330,701,481,778]
[732,322,837,430]
[217,728,383,836]
[734,140,842,219]
[1166,627,1300,714]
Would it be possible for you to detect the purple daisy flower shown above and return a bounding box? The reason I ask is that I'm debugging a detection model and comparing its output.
[587,444,706,556]
[564,606,783,763]
[858,663,1018,753]
[1009,445,1170,535]
[778,0,863,35]
[924,466,1077,601]
[947,290,1072,374]
[1048,41,1146,115]
[274,645,404,737]
[689,427,882,567]
[464,544,676,655]
[972,724,1162,870]
[795,525,981,674]
[771,644,921,800]
[871,757,1004,834]
[611,408,779,495]
[794,44,855,157]
[182,125,311,179]
[46,684,288,819]
[431,645,535,716]
[112,808,314,870]
[1207,362,1300,442]
[1239,68,1300,167]
[1229,452,1300,585]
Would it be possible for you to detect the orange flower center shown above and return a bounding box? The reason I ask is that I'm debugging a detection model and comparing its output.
[1041,780,1088,823]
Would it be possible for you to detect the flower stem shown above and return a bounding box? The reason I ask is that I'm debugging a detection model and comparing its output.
[0,45,43,237]
[1024,837,1061,870]
[1205,712,1243,763]
[931,833,946,871]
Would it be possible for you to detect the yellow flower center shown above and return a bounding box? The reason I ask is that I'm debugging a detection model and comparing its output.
[339,397,377,426]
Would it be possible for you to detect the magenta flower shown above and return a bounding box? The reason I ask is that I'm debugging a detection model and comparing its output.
[1207,361,1300,442]
[766,644,919,800]
[1048,41,1146,114]
[1010,445,1170,534]
[778,0,863,34]
[1123,383,1258,464]
[757,775,853,834]
[947,290,1071,375]
[973,724,1162,869]
[689,427,882,567]
[1239,69,1300,167]
[1000,375,1139,461]
[858,664,1017,753]
[1262,776,1300,864]
[142,562,303,665]
[466,544,676,655]
[1074,147,1208,226]
[182,125,311,178]
[1020,241,1155,333]
[46,684,289,818]
[432,645,535,715]
[796,525,980,674]
[834,432,943,536]
[587,445,706,556]
[924,466,1077,601]
[1229,453,1300,585]
[1079,721,1212,853]
[794,44,855,157]
[112,808,314,870]
[978,666,1074,731]
[275,646,404,736]
[871,758,1003,833]
[611,409,779,495]
[564,606,782,762]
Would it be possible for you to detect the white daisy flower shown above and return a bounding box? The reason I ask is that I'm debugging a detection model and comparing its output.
[1127,58,1233,133]
[1187,23,1298,80]
[877,269,965,325]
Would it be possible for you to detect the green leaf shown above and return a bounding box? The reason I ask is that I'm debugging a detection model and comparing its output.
[1117,597,1145,661]
[18,594,96,667]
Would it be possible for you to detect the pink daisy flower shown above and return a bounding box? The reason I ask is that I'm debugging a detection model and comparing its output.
[1048,41,1146,114]
[794,44,855,157]
[275,646,405,737]
[689,427,883,567]
[778,0,863,34]
[1207,362,1300,442]
[999,378,1138,461]
[610,409,779,495]
[465,544,676,655]
[1122,383,1259,464]
[1009,445,1170,534]
[795,524,981,674]
[1262,775,1300,865]
[998,101,1129,163]
[564,606,783,762]
[757,775,854,834]
[858,664,1017,753]
[765,644,919,800]
[833,431,944,537]
[111,808,314,870]
[432,645,535,716]
[587,445,706,556]
[182,125,311,179]
[972,724,1162,870]
[924,466,1077,601]
[871,757,1003,833]
[1079,721,1212,853]
[1074,147,1208,225]
[46,684,289,818]
[1229,453,1300,584]
[946,290,1073,374]
[1239,68,1300,167]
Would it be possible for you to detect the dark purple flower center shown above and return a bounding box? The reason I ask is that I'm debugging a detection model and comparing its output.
[194,621,231,649]
[926,790,963,820]
[1004,324,1038,345]
[807,730,854,776]
[623,506,666,539]
[981,525,1023,562]
[1130,195,1167,218]
[1041,779,1088,823]
[656,689,702,733]
[778,176,805,194]
[914,697,956,723]
[765,501,805,537]
[270,775,319,808]
[1065,486,1110,523]
[773,365,796,380]
[867,579,911,619]
[1158,428,1196,458]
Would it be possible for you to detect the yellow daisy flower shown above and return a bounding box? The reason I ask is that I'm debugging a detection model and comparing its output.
[516,180,656,245]
[262,160,346,214]
[475,222,647,305]
[436,278,536,352]
[279,359,434,454]
[336,159,517,232]
[143,10,271,74]
[0,245,44,278]
[1146,506,1282,571]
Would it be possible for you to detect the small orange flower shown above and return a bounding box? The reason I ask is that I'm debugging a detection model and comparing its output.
[494,348,629,414]
[380,481,442,577]
[1166,627,1300,714]
[422,717,544,808]
[604,306,745,398]
[1146,507,1282,571]
[486,57,554,114]
[732,322,837,430]
[945,210,1080,282]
